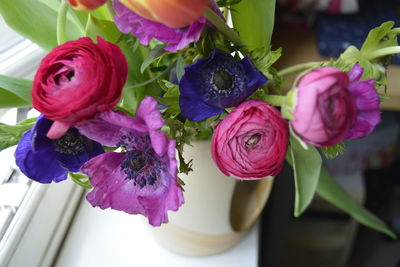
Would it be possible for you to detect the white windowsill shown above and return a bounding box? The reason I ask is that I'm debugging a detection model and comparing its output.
[55,198,259,267]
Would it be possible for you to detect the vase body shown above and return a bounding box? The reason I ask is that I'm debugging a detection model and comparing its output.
[150,141,274,256]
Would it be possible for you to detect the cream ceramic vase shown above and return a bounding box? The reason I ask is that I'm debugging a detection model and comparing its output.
[149,141,274,256]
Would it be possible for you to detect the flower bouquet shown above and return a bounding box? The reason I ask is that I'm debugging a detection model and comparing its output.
[0,0,398,240]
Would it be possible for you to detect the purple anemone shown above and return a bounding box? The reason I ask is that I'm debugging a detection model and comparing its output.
[179,50,267,121]
[113,0,205,52]
[346,63,381,139]
[76,97,184,226]
[15,115,104,184]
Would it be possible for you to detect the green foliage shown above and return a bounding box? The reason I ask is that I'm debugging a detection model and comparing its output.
[216,0,243,7]
[250,47,283,93]
[0,75,32,108]
[317,167,396,239]
[69,172,92,189]
[287,135,322,217]
[140,45,168,74]
[361,21,398,56]
[0,0,84,51]
[231,0,275,50]
[336,22,399,89]
[320,142,345,159]
[157,80,181,118]
[175,56,186,82]
[0,118,37,151]
[85,14,121,43]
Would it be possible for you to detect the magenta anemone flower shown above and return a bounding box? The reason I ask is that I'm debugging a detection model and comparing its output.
[346,63,381,139]
[76,97,184,226]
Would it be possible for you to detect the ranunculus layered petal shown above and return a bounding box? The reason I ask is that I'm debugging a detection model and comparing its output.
[211,100,289,179]
[32,37,128,139]
[291,67,356,147]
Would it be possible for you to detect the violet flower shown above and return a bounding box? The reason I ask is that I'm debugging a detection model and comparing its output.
[179,50,267,121]
[76,97,184,226]
[346,63,381,140]
[15,115,104,183]
[113,0,205,52]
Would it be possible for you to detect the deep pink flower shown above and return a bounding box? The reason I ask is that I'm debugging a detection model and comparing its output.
[211,100,289,179]
[77,97,184,226]
[113,0,206,52]
[291,67,356,147]
[346,63,381,139]
[32,37,127,139]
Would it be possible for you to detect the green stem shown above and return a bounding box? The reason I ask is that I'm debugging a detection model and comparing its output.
[277,62,322,77]
[105,0,115,18]
[390,28,400,35]
[263,95,287,106]
[57,1,69,45]
[365,46,400,61]
[203,8,247,53]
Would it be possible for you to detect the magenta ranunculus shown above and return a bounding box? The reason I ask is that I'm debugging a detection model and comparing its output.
[290,67,356,147]
[76,97,184,226]
[113,0,206,52]
[346,63,381,139]
[211,100,289,179]
[32,37,128,140]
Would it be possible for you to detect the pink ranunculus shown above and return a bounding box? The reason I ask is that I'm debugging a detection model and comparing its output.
[32,37,128,139]
[211,100,289,179]
[290,67,356,147]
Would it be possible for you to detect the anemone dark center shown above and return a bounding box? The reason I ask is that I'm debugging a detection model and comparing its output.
[212,70,233,91]
[120,149,161,188]
[54,131,85,155]
[245,133,262,148]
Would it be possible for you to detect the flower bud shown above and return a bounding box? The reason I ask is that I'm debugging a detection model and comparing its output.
[119,0,210,28]
[66,0,108,11]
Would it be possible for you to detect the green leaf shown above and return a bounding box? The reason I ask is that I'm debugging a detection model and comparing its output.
[0,0,84,51]
[85,14,121,43]
[361,21,397,55]
[317,167,396,239]
[69,172,92,189]
[175,56,186,82]
[320,142,345,159]
[0,118,37,151]
[140,44,167,74]
[288,135,322,217]
[231,0,275,49]
[0,75,32,108]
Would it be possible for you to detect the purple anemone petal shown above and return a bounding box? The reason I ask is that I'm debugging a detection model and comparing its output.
[346,78,381,139]
[31,115,54,151]
[180,97,224,121]
[136,96,165,130]
[79,99,183,226]
[16,130,67,183]
[82,142,183,226]
[76,110,146,147]
[15,116,104,184]
[179,49,267,121]
[113,0,205,52]
[348,62,364,83]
